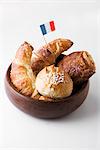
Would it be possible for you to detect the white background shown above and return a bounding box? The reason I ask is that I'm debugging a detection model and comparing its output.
[0,1,99,150]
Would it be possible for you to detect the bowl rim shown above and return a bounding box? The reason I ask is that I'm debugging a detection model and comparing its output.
[5,64,89,103]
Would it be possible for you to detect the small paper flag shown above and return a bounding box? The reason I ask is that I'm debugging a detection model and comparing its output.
[40,21,55,35]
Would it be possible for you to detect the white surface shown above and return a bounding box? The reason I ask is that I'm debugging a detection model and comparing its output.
[0,1,99,150]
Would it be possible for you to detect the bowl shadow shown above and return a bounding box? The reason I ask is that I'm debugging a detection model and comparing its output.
[44,93,98,122]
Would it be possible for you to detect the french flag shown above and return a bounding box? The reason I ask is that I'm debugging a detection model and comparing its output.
[40,21,55,35]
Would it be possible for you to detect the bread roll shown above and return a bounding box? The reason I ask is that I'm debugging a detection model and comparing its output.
[31,38,73,74]
[36,65,73,98]
[58,51,96,85]
[10,42,36,96]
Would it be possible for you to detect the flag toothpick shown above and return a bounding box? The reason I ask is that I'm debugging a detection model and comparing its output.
[40,20,55,45]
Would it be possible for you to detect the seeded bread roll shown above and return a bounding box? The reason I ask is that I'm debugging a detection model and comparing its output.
[31,38,73,74]
[35,65,73,99]
[58,51,96,85]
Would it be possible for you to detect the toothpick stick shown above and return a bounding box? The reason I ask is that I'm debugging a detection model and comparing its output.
[43,35,48,45]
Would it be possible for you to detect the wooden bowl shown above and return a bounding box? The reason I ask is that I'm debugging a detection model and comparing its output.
[5,65,89,119]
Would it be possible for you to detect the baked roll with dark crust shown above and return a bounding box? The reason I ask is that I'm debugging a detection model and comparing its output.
[31,38,73,74]
[58,51,96,85]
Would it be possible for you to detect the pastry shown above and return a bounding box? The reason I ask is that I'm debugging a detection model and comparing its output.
[39,96,53,101]
[58,51,96,85]
[31,38,73,74]
[31,89,53,101]
[10,42,36,96]
[31,89,41,99]
[35,65,73,98]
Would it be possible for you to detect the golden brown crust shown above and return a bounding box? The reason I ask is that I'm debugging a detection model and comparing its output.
[35,65,73,98]
[15,41,33,65]
[58,51,96,85]
[39,96,53,101]
[10,42,36,96]
[31,90,53,101]
[31,89,41,99]
[31,38,73,74]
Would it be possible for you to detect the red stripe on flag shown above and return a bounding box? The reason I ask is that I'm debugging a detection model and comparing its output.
[50,21,55,31]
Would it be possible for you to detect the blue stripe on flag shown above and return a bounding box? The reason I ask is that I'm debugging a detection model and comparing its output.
[40,24,47,35]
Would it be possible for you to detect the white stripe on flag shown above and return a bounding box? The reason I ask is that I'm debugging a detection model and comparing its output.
[45,22,51,33]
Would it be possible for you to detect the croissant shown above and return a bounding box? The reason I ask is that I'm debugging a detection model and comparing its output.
[31,38,73,74]
[58,51,96,85]
[10,42,36,96]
